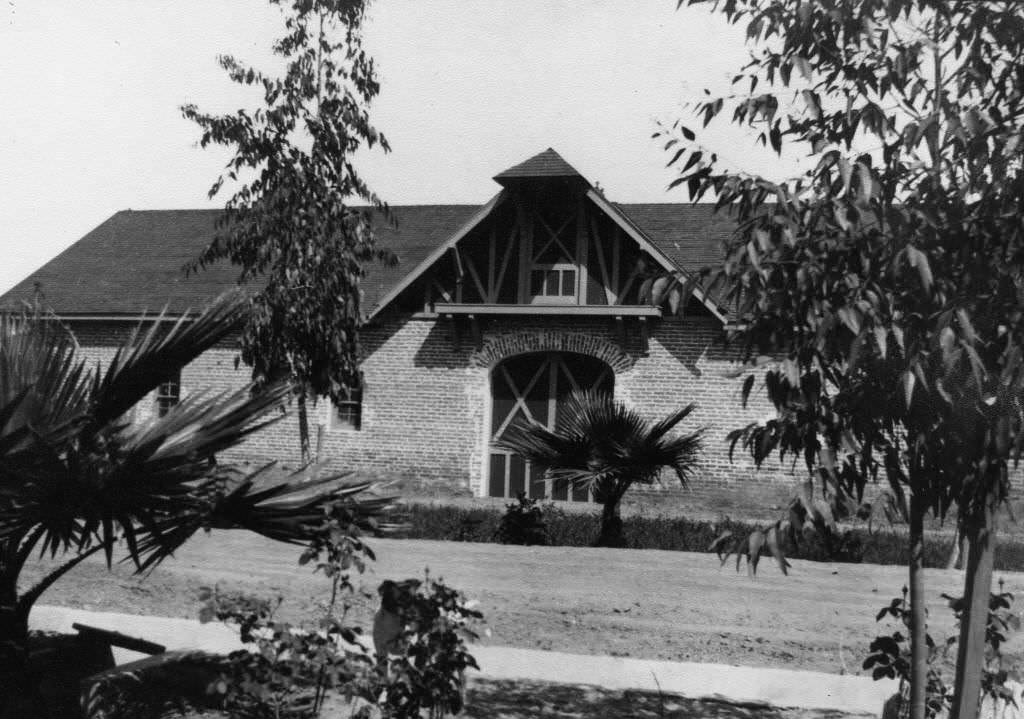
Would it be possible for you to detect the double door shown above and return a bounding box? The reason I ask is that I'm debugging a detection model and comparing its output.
[488,351,613,500]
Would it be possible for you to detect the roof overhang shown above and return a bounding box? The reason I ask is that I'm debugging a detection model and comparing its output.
[367,190,507,321]
[585,189,728,324]
[418,303,662,319]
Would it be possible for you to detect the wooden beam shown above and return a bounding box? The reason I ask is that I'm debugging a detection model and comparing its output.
[576,198,588,306]
[494,215,518,303]
[614,315,626,348]
[462,250,489,302]
[487,227,497,303]
[590,216,615,305]
[429,303,661,317]
[432,280,452,303]
[617,265,640,306]
[369,189,506,320]
[638,316,649,355]
[611,225,621,301]
[73,623,166,656]
[585,188,728,323]
[517,196,533,303]
[533,212,575,263]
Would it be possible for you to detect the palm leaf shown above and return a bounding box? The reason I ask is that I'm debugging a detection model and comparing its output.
[86,292,247,430]
[494,390,704,495]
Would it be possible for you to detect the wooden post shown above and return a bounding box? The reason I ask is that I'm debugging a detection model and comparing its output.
[591,216,615,305]
[517,196,533,303]
[576,197,588,305]
[611,226,621,300]
[487,227,497,303]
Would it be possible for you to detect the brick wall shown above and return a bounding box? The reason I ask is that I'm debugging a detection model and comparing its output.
[66,312,797,497]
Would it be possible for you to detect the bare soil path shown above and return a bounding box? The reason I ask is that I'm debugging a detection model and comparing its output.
[21,533,1024,677]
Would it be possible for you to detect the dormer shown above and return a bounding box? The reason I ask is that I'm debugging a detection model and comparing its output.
[369,148,724,348]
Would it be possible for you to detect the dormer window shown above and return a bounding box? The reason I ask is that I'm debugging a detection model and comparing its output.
[530,263,577,303]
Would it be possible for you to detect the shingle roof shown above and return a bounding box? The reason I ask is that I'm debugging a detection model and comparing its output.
[494,148,582,182]
[0,203,735,317]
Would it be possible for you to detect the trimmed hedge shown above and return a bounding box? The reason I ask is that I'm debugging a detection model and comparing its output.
[385,502,1024,571]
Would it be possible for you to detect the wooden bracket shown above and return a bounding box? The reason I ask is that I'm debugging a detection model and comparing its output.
[638,316,649,356]
[614,315,626,348]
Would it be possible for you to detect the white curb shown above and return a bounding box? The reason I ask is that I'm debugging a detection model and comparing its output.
[31,604,894,713]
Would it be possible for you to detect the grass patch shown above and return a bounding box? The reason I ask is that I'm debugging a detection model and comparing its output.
[386,502,1024,571]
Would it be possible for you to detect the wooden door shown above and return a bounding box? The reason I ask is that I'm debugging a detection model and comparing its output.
[488,352,613,500]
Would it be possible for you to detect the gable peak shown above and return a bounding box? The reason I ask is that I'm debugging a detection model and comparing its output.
[493,148,586,185]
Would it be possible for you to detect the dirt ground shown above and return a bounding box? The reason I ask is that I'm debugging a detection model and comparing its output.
[22,532,1024,682]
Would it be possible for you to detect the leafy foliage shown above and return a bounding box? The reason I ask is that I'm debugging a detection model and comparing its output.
[863,586,953,719]
[182,0,396,458]
[374,573,482,719]
[202,488,388,718]
[0,296,392,717]
[864,584,1021,718]
[495,390,704,547]
[664,2,1024,716]
[494,493,550,546]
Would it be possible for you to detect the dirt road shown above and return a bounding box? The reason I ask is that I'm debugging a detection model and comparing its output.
[21,532,1024,677]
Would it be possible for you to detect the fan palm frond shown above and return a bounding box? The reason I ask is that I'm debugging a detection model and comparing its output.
[86,292,247,430]
[495,390,705,495]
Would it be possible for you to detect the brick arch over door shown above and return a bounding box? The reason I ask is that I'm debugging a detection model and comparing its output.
[487,351,613,501]
[470,332,634,373]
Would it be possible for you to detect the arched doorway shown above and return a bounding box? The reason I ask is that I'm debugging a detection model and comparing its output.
[488,351,613,500]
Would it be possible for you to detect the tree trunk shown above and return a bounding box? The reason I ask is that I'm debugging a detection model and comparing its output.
[907,490,927,719]
[594,484,627,548]
[0,573,43,718]
[297,391,311,464]
[950,492,997,719]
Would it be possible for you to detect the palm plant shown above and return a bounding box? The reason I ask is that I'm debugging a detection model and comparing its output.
[0,294,392,716]
[496,390,704,548]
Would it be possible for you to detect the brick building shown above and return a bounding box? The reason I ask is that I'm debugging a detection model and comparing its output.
[2,149,789,498]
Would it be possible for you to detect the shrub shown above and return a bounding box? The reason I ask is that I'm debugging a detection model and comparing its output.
[494,493,549,546]
[374,573,482,719]
[864,583,1021,718]
[388,502,1024,571]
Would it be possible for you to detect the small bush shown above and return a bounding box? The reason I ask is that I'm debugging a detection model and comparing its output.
[494,493,549,546]
[375,574,482,719]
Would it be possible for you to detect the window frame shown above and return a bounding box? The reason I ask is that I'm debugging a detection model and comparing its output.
[331,386,363,432]
[528,261,578,304]
[155,370,181,418]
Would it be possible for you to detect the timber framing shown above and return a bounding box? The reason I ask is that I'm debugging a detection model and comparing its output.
[584,189,727,323]
[417,303,662,318]
[368,190,508,320]
[364,152,728,324]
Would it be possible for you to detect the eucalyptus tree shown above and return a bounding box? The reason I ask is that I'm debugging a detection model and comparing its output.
[496,391,704,548]
[661,2,1024,718]
[0,296,391,717]
[182,0,395,460]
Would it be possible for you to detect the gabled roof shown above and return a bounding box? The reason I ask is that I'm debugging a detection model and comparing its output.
[494,148,581,183]
[1,148,741,320]
[0,203,736,318]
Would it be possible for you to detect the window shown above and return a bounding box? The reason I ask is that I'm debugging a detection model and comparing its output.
[529,263,576,303]
[333,386,363,431]
[156,371,181,417]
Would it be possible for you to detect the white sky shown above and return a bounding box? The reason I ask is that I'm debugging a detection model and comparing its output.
[0,1,802,294]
